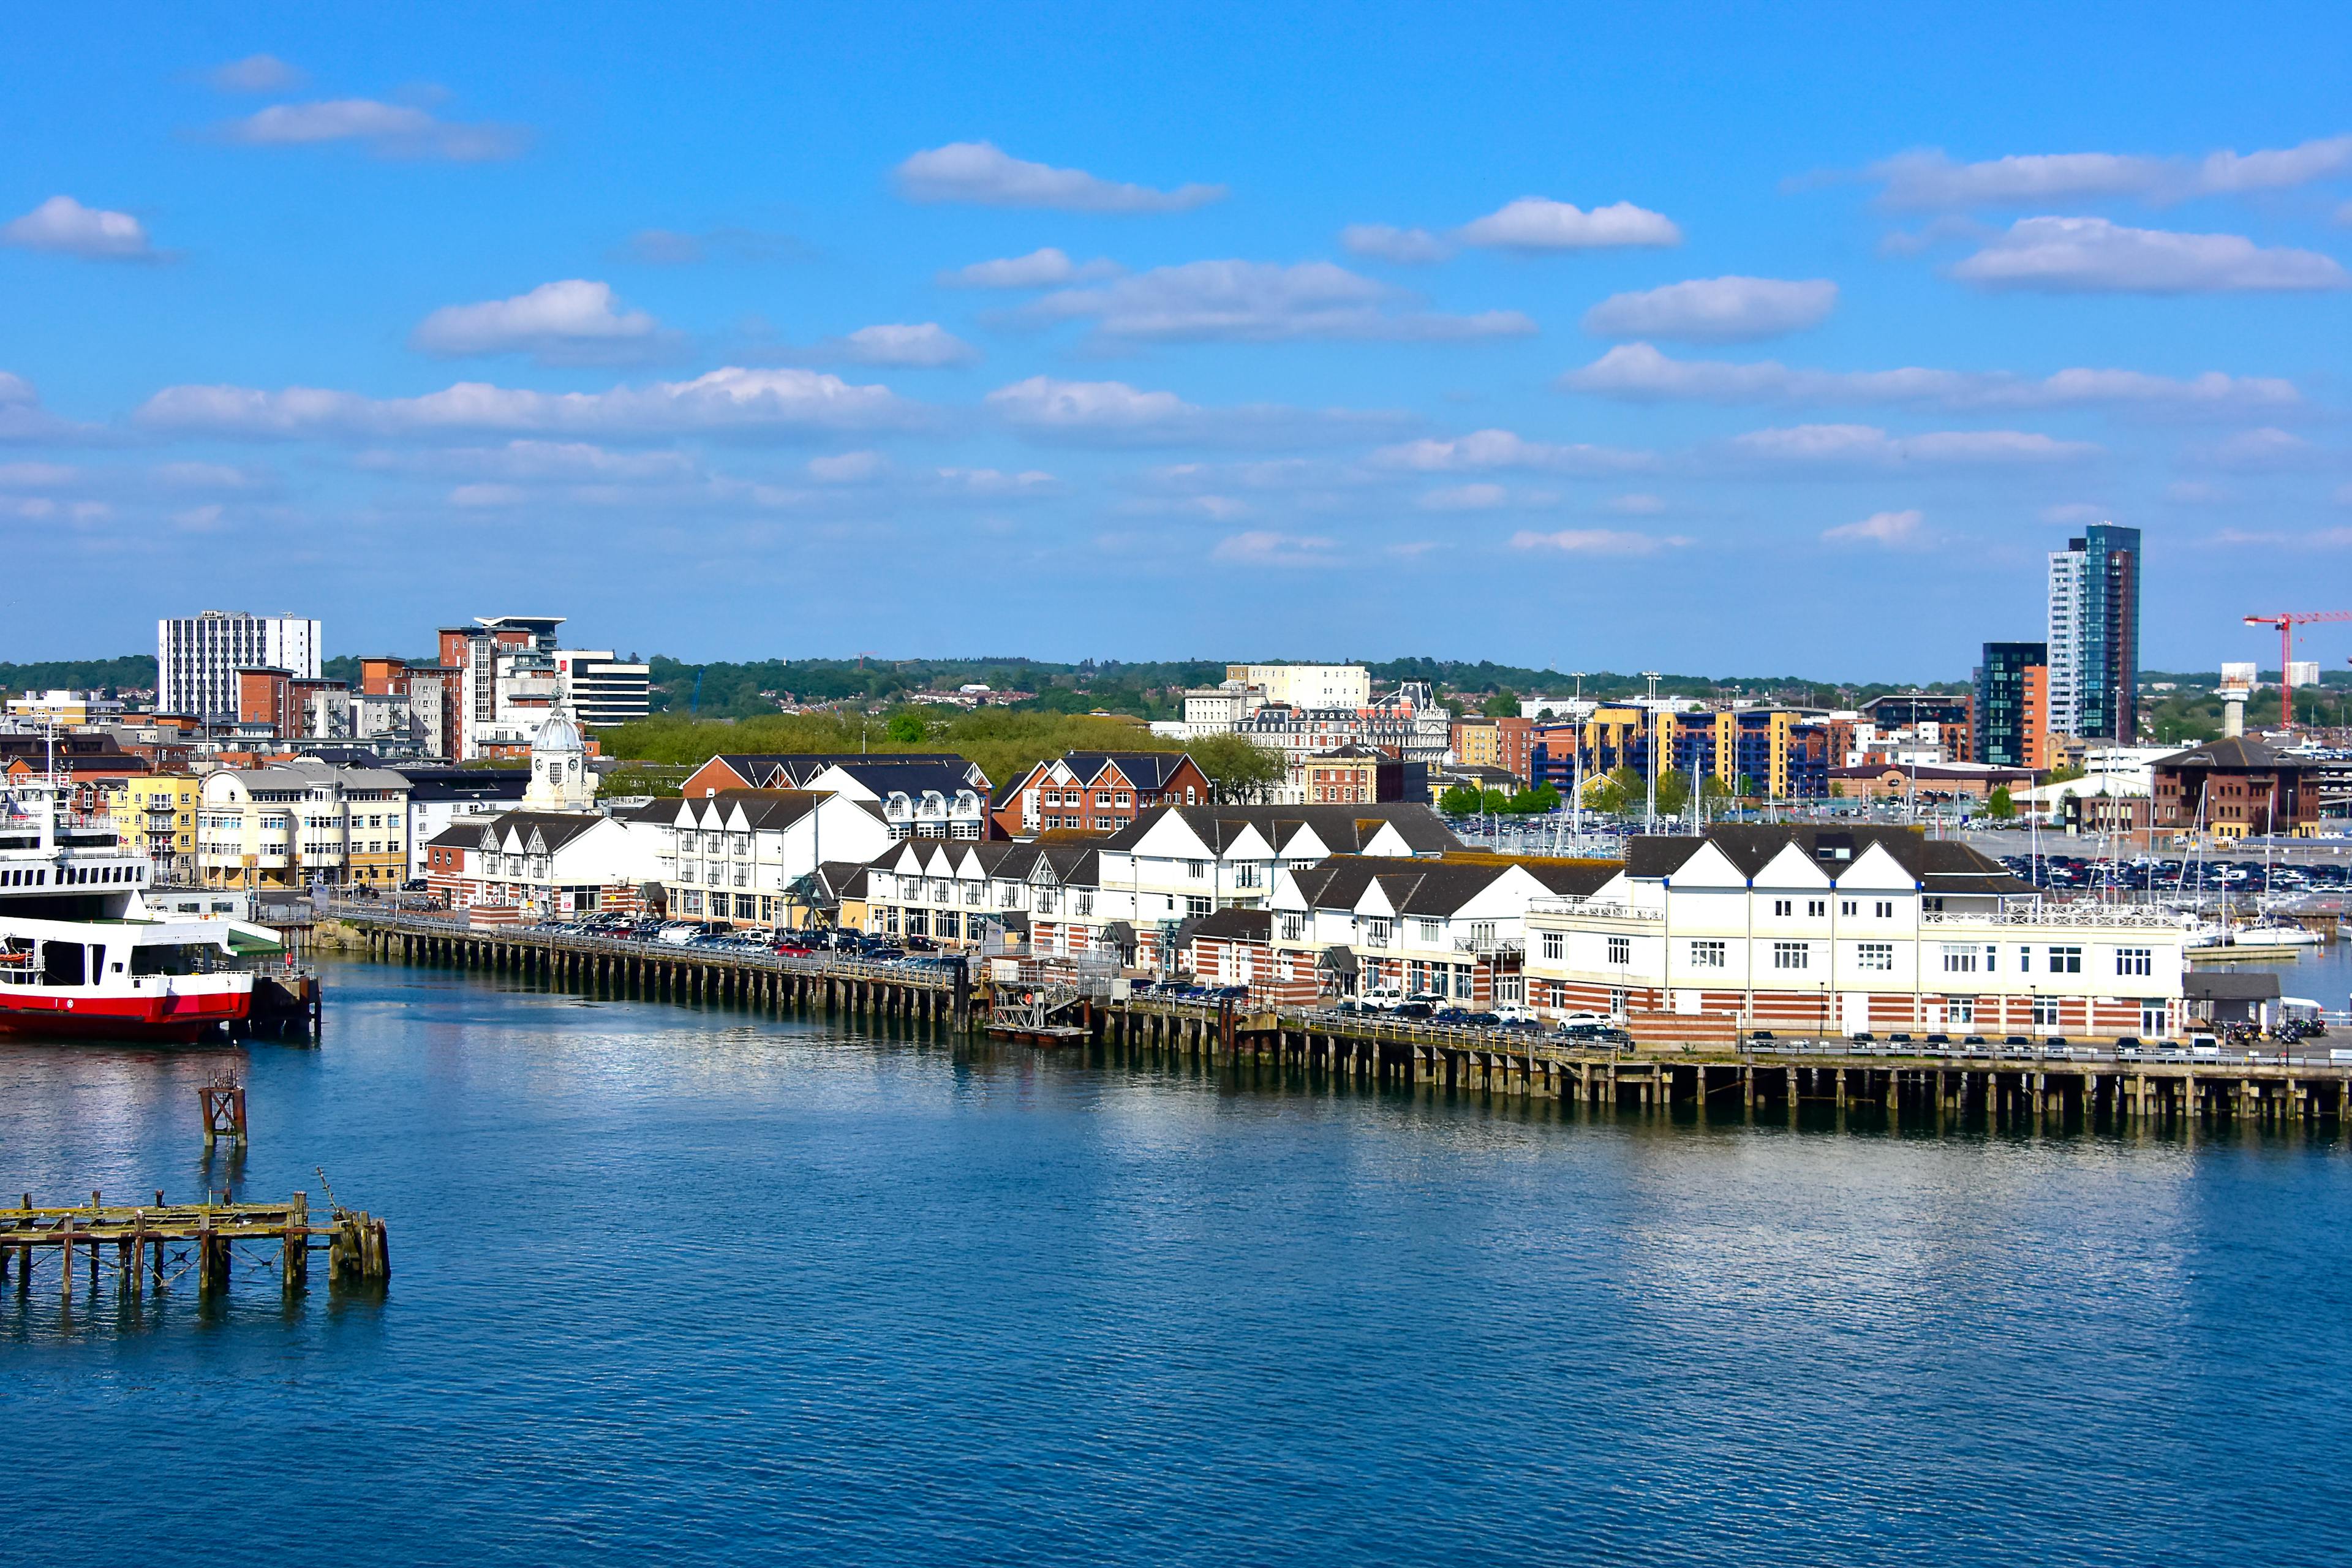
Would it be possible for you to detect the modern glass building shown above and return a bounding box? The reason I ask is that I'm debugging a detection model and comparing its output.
[1975,641,2048,768]
[2046,525,2141,742]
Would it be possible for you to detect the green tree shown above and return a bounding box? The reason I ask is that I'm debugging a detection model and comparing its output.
[1480,688,1521,718]
[1733,773,1758,799]
[1439,783,1483,815]
[1189,733,1287,802]
[885,709,929,743]
[1502,782,1561,814]
[1655,768,1692,817]
[1480,787,1512,813]
[1985,785,2018,821]
[1586,767,1642,815]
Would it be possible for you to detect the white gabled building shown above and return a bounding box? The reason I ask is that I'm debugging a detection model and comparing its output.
[859,838,1100,948]
[650,788,896,926]
[422,809,668,920]
[1521,826,2188,1040]
[798,761,991,842]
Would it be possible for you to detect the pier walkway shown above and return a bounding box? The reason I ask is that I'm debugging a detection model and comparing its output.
[319,907,2352,1129]
[2,1191,388,1298]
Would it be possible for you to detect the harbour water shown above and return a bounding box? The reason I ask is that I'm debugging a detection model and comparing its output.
[4,956,2350,1566]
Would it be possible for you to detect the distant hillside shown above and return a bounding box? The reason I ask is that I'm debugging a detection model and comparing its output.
[0,655,158,695]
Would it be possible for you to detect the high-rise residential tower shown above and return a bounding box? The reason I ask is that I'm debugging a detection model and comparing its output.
[156,611,322,722]
[1975,641,2050,769]
[2046,525,2141,742]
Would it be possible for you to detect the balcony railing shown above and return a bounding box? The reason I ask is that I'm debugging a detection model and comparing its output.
[1921,905,2187,930]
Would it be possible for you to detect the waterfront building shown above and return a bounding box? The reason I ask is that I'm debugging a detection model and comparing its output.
[197,758,413,889]
[1520,824,2187,1040]
[992,751,1213,837]
[2046,525,2142,742]
[1975,642,2051,769]
[423,808,667,921]
[117,773,201,883]
[157,611,321,722]
[551,650,653,729]
[393,763,530,881]
[859,837,1100,948]
[651,788,897,925]
[1857,693,1973,763]
[1827,761,2034,804]
[2150,735,2331,838]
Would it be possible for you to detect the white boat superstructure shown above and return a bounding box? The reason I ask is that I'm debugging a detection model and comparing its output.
[0,780,285,1041]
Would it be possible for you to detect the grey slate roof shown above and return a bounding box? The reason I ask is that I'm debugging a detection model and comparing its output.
[1624,826,2032,895]
[1098,802,1460,857]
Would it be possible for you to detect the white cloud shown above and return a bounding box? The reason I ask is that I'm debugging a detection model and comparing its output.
[1952,217,2349,293]
[1340,224,1452,263]
[1607,492,1666,514]
[359,440,700,481]
[1563,342,2297,413]
[1822,508,1926,547]
[173,503,227,531]
[1582,277,1836,342]
[2,196,157,260]
[894,141,1224,213]
[1373,428,1654,474]
[137,366,916,439]
[206,54,305,92]
[937,247,1120,287]
[985,375,1394,448]
[807,451,884,483]
[1869,137,2352,208]
[153,461,268,491]
[1029,260,1533,342]
[933,467,1057,497]
[2168,481,2228,505]
[821,323,978,368]
[0,372,91,443]
[411,280,670,364]
[2193,427,2324,470]
[1509,528,1687,555]
[1730,423,2099,466]
[1457,197,1681,251]
[450,483,524,508]
[217,98,526,160]
[0,461,78,488]
[1419,483,1509,511]
[1211,530,1340,567]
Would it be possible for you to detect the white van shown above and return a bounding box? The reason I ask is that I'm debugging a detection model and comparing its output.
[1359,986,1406,1011]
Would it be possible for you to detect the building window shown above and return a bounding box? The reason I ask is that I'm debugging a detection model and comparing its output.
[1875,900,1894,918]
[1185,895,1210,919]
[1363,918,1391,948]
[2046,946,2082,974]
[1279,913,1303,942]
[1076,892,1094,917]
[1416,918,1442,945]
[2033,996,2061,1028]
[1689,939,1725,968]
[1606,935,1631,966]
[1856,942,1894,972]
[1941,944,1978,973]
[1807,899,1826,918]
[2116,947,2152,978]
[1947,997,1975,1025]
[1772,941,1809,971]
[1540,930,1564,962]
[1841,900,1857,917]
[1772,899,1792,917]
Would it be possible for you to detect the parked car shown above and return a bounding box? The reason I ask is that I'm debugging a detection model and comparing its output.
[1358,986,1406,1011]
[1392,1001,1435,1021]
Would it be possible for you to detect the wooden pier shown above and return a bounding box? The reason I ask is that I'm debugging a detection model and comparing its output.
[322,908,2352,1131]
[1,1191,389,1298]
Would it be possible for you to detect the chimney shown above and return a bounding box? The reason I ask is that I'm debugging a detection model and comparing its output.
[2221,687,2247,739]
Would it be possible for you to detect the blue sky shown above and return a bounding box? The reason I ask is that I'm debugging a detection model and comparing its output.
[4,2,2348,679]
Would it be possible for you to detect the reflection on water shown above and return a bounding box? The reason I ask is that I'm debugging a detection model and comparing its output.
[0,957,2346,1567]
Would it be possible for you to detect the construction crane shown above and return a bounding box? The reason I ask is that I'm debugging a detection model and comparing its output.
[2242,611,2352,728]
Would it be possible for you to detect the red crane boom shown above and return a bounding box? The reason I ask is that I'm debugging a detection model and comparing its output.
[2242,611,2352,728]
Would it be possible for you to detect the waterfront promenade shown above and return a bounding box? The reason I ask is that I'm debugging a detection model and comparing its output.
[318,905,2352,1130]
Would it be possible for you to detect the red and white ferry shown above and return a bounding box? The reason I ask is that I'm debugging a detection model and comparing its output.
[0,780,285,1042]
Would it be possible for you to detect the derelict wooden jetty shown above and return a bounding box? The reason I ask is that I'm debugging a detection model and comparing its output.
[1,1191,388,1298]
[323,908,2352,1131]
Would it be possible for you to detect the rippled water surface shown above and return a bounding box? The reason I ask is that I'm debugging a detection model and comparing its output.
[3,957,2348,1566]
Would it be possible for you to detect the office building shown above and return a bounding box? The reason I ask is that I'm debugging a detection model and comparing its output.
[552,650,653,729]
[1225,664,1371,709]
[2046,526,2141,742]
[157,611,321,722]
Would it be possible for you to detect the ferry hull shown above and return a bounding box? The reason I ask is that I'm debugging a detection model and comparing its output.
[0,987,252,1043]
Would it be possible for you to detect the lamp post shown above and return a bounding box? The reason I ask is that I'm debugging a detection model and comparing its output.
[1642,671,1662,835]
